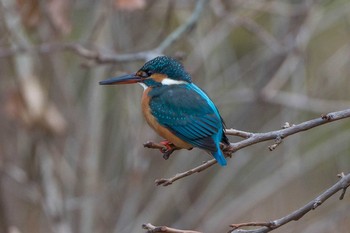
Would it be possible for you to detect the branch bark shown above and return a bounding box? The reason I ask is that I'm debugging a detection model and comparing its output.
[142,223,202,233]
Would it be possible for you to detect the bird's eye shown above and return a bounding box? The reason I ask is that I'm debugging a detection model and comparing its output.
[137,70,154,78]
[137,71,149,78]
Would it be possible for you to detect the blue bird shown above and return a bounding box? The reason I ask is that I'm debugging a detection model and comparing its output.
[99,56,229,166]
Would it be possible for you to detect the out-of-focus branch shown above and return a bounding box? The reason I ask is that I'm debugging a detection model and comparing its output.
[151,108,350,186]
[231,16,282,52]
[154,0,209,53]
[0,0,209,63]
[142,223,202,233]
[222,88,350,113]
[40,147,73,233]
[229,172,350,233]
[0,42,151,63]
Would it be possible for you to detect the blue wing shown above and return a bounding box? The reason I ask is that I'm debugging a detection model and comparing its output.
[148,83,226,159]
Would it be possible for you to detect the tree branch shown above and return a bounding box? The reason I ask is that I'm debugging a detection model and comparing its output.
[142,223,202,233]
[151,108,350,186]
[143,172,350,232]
[229,172,350,233]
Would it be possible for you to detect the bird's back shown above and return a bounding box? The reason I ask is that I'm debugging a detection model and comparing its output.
[146,83,228,165]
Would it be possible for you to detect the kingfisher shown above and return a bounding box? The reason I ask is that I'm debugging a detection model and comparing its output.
[99,56,229,166]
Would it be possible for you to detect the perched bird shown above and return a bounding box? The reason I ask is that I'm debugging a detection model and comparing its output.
[99,56,229,166]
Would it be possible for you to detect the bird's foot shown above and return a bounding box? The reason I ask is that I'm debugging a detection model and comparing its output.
[143,140,180,160]
[220,143,233,158]
[159,140,178,160]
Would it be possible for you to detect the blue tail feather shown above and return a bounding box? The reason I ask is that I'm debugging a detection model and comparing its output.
[212,150,227,166]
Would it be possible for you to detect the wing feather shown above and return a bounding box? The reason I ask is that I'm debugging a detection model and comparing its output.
[148,84,223,152]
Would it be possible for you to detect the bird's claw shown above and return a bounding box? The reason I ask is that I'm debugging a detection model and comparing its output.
[162,150,174,160]
[159,141,178,160]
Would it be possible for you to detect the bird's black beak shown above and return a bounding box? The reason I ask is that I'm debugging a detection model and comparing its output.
[99,73,141,85]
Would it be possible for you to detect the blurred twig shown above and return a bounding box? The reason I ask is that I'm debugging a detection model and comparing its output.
[229,172,350,233]
[40,146,73,233]
[154,0,208,54]
[231,16,282,52]
[151,108,350,186]
[221,88,350,113]
[0,0,209,63]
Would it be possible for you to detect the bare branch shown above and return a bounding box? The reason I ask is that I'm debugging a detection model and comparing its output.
[230,222,273,231]
[229,172,350,233]
[225,129,253,139]
[143,172,350,232]
[152,108,350,186]
[155,159,217,186]
[143,141,167,151]
[142,223,202,233]
[226,109,350,154]
[337,172,348,200]
[267,136,282,151]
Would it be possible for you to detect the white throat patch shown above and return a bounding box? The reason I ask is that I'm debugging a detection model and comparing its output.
[161,78,188,85]
[138,82,148,90]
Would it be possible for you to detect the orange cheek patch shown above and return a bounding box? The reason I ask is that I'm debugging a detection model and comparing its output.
[150,73,167,83]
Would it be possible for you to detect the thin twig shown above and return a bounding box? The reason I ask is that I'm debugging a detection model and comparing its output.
[230,222,274,230]
[143,141,167,151]
[142,223,202,233]
[229,172,350,233]
[267,136,283,151]
[155,159,217,186]
[225,129,253,139]
[152,109,350,186]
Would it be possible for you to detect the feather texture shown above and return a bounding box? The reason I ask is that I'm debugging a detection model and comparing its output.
[148,83,228,165]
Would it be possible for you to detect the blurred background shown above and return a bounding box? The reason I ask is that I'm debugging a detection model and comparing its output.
[1,0,350,232]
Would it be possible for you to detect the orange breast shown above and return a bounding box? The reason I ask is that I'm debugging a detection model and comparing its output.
[141,88,192,149]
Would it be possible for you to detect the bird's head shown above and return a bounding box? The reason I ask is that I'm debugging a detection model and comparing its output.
[99,56,192,88]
